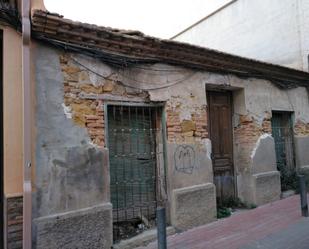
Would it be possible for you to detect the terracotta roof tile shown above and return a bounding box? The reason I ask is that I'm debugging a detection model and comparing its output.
[31,10,309,88]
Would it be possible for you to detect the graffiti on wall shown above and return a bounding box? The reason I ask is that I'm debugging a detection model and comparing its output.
[174,145,196,174]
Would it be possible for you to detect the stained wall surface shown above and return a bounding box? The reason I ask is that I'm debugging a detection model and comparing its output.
[33,43,309,239]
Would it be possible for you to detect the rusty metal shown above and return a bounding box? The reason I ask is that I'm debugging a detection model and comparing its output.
[22,0,32,248]
[271,112,296,191]
[107,105,165,242]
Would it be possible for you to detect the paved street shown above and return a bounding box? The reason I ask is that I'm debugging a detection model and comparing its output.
[139,194,309,249]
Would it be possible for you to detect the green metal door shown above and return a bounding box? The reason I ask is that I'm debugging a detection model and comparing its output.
[107,105,162,241]
[271,112,295,190]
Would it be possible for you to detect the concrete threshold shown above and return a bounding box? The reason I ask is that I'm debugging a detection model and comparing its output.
[281,190,296,199]
[113,226,175,249]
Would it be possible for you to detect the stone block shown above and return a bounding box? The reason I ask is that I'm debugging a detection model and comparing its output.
[33,203,112,249]
[171,183,216,231]
[181,120,196,133]
[294,136,309,169]
[103,80,114,92]
[253,171,281,206]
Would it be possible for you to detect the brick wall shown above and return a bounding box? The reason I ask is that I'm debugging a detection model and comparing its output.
[6,195,23,249]
[166,104,208,143]
[294,120,309,136]
[59,54,309,172]
[60,54,209,146]
[60,54,114,147]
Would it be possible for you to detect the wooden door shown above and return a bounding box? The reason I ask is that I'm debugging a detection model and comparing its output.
[207,91,235,203]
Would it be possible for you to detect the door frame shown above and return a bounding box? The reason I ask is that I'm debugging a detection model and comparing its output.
[104,101,168,237]
[104,102,168,192]
[206,89,237,200]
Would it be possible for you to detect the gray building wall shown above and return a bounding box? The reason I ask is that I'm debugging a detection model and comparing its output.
[173,0,309,71]
[32,42,309,247]
[33,44,112,249]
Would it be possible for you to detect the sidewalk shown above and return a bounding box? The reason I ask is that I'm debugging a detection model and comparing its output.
[139,194,309,249]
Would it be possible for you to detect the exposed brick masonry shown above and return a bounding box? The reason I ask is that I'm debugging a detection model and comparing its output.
[59,55,309,160]
[61,54,117,147]
[6,195,23,249]
[166,104,208,143]
[60,53,209,146]
[294,120,309,136]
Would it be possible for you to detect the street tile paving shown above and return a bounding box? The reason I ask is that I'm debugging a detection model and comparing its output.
[139,194,309,249]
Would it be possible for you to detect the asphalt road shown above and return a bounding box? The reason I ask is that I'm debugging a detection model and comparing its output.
[240,218,309,249]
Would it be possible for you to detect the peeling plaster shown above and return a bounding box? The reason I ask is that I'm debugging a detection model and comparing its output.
[204,138,212,160]
[251,133,272,159]
[62,103,72,119]
[71,54,113,87]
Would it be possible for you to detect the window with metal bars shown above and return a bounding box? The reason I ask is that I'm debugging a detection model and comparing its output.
[107,104,166,242]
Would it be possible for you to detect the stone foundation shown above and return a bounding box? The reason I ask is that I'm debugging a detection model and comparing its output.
[171,183,216,231]
[252,171,281,205]
[33,203,112,249]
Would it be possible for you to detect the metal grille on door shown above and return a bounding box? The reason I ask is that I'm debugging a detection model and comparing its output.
[271,112,296,191]
[107,105,165,242]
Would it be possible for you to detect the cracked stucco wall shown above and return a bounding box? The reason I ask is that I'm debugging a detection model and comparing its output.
[34,44,109,218]
[34,42,309,229]
[34,44,112,248]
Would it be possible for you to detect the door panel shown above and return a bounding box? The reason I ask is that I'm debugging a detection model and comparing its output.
[208,91,235,202]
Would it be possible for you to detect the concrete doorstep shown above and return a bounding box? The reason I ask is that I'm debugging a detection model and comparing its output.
[113,226,175,249]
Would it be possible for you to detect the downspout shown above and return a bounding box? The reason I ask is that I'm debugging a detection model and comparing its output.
[22,0,32,248]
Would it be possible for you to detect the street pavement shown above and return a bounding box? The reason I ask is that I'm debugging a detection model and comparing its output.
[139,194,309,249]
[240,218,309,249]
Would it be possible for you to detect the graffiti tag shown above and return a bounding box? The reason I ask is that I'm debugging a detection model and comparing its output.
[174,145,195,174]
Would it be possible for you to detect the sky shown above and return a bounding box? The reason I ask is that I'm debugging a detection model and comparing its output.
[44,0,230,39]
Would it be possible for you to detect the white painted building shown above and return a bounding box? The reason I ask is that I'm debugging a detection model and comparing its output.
[172,0,309,71]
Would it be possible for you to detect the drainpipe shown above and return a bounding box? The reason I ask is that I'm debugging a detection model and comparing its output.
[22,0,32,248]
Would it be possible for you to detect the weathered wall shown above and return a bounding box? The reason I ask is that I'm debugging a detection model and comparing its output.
[33,44,112,248]
[33,41,309,242]
[174,0,309,71]
[206,74,309,204]
[42,47,216,232]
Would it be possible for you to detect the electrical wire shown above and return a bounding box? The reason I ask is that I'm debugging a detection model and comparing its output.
[71,56,196,91]
[36,36,159,68]
[33,35,309,89]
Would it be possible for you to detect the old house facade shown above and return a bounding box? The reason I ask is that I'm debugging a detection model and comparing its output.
[1,0,309,248]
